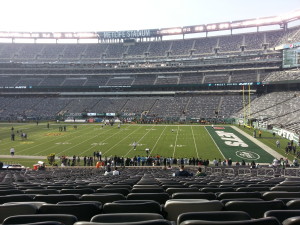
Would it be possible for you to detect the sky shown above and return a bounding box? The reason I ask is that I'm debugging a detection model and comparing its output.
[0,0,299,32]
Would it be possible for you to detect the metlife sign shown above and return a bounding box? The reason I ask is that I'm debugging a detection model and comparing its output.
[98,29,158,39]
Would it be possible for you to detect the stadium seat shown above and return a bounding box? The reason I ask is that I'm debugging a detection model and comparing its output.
[263,192,300,201]
[217,192,262,200]
[200,187,235,193]
[282,216,300,225]
[178,217,281,225]
[224,200,286,218]
[103,200,161,214]
[3,214,78,225]
[38,203,102,221]
[74,219,172,225]
[80,193,126,204]
[96,188,130,196]
[34,194,80,204]
[91,213,164,223]
[177,211,252,224]
[163,199,224,221]
[286,199,300,209]
[60,188,95,195]
[166,187,199,196]
[171,192,217,200]
[264,210,300,223]
[24,189,60,195]
[0,194,34,204]
[0,203,38,223]
[127,193,169,204]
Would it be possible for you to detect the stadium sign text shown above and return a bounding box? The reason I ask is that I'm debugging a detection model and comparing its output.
[101,29,152,39]
[215,131,248,147]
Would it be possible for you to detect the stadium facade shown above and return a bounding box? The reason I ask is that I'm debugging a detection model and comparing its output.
[0,9,299,138]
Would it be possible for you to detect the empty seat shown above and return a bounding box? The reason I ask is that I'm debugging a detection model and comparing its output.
[0,204,38,223]
[236,187,270,192]
[217,192,262,200]
[91,213,164,223]
[271,186,300,192]
[166,188,199,196]
[0,189,24,195]
[264,210,300,223]
[172,192,216,200]
[220,198,264,205]
[103,200,161,214]
[283,216,300,225]
[225,200,285,219]
[127,193,169,204]
[3,214,77,225]
[0,194,34,204]
[80,193,125,204]
[34,194,80,204]
[96,188,130,196]
[286,200,300,209]
[179,217,281,225]
[177,211,252,224]
[24,189,60,194]
[263,192,300,201]
[60,188,95,195]
[38,203,101,221]
[57,201,102,208]
[74,219,172,225]
[201,187,235,193]
[164,199,224,221]
[131,188,164,193]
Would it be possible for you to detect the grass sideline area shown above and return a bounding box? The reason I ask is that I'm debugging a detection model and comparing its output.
[0,122,286,167]
[237,125,295,161]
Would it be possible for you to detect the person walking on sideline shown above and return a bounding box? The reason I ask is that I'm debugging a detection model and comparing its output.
[10,147,15,156]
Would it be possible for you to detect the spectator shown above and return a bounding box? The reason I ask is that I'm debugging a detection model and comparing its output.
[195,167,206,176]
[113,167,120,175]
[174,164,193,177]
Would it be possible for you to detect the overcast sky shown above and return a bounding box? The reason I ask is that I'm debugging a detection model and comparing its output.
[0,0,299,32]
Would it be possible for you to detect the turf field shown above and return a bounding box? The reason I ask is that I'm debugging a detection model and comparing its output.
[0,123,276,164]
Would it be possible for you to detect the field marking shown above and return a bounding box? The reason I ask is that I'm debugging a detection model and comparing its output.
[124,125,155,157]
[150,125,167,155]
[24,125,93,155]
[172,126,179,158]
[204,126,226,160]
[58,125,129,156]
[32,125,116,155]
[104,125,145,157]
[14,125,88,154]
[191,126,199,158]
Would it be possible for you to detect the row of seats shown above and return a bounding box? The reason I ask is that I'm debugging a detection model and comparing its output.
[2,201,300,225]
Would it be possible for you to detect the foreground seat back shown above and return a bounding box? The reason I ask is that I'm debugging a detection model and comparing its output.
[225,200,285,218]
[38,203,101,221]
[3,214,78,225]
[0,204,38,223]
[177,211,252,224]
[164,199,224,222]
[91,213,164,223]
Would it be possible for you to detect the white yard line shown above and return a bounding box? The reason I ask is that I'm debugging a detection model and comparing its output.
[150,125,167,155]
[172,126,179,158]
[124,125,155,157]
[204,126,226,160]
[191,126,199,158]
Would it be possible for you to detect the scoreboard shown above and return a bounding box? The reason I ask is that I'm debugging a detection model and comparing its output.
[283,47,300,68]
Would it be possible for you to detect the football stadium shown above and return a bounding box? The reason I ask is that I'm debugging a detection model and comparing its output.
[0,1,300,224]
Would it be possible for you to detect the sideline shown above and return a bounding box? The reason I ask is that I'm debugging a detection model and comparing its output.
[0,155,46,159]
[231,126,284,161]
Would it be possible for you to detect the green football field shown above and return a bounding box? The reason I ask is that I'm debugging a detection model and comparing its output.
[0,123,275,164]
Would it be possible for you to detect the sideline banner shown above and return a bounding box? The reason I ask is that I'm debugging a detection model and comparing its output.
[206,126,274,163]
